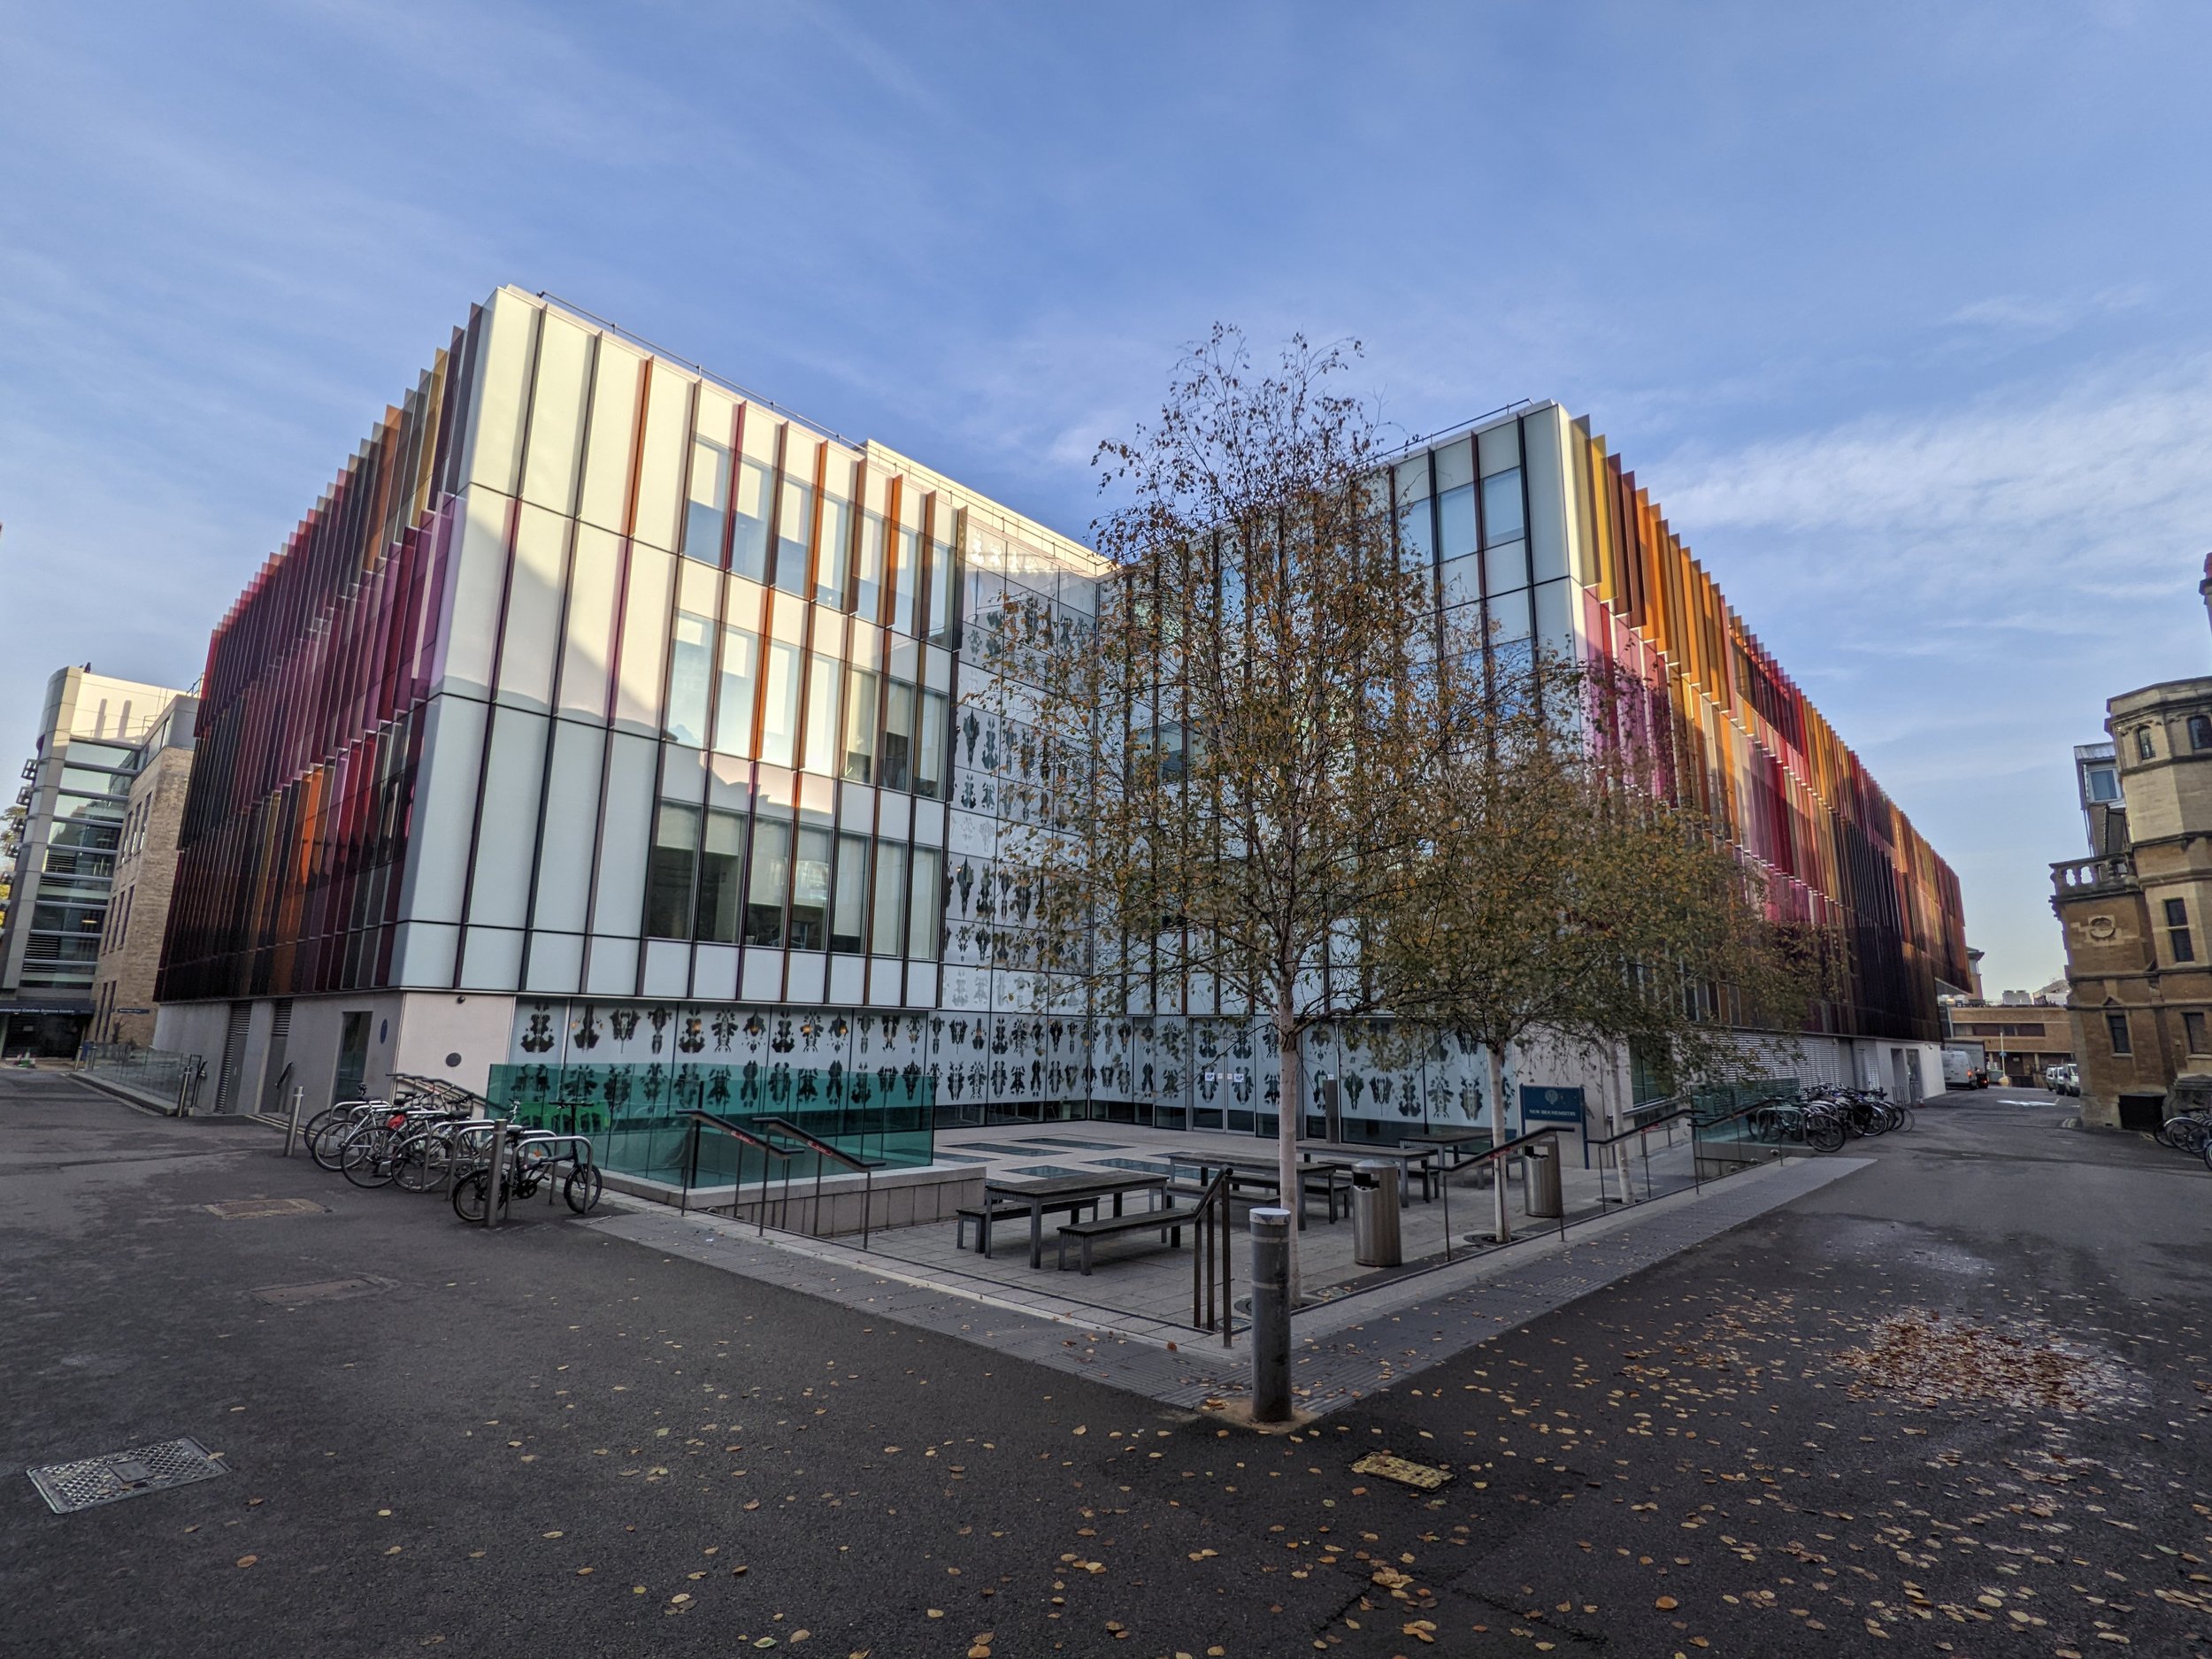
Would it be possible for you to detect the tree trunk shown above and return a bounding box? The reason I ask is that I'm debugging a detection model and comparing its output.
[1276,1006,1302,1302]
[1486,1041,1511,1244]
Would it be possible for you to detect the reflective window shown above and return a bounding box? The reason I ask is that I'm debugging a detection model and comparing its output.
[713,627,758,757]
[1482,468,1525,544]
[758,640,803,768]
[1436,483,1476,560]
[871,842,907,953]
[645,801,700,939]
[2136,727,2155,760]
[731,455,772,583]
[684,431,730,565]
[50,820,120,851]
[59,765,132,797]
[1398,499,1433,566]
[773,442,815,595]
[1440,552,1481,609]
[892,523,920,636]
[665,611,714,746]
[816,458,853,608]
[880,680,916,791]
[916,689,949,801]
[907,847,941,958]
[830,833,869,953]
[695,810,746,943]
[842,667,878,783]
[855,503,887,623]
[745,817,790,946]
[1484,539,1528,596]
[926,527,956,644]
[2193,714,2212,751]
[2106,1011,2131,1055]
[801,650,842,776]
[2085,765,2120,803]
[788,825,833,949]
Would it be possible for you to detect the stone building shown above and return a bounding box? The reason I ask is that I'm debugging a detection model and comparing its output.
[2051,565,2212,1126]
[88,695,198,1048]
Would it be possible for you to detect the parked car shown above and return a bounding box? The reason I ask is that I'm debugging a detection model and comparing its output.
[2045,1064,2080,1096]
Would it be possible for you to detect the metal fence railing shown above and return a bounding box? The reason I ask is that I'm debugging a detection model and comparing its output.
[79,1044,205,1115]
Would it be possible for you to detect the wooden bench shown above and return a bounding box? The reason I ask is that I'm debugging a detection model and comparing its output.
[1055,1205,1203,1274]
[956,1197,1097,1252]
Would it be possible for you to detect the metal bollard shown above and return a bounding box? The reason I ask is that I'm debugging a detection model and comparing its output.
[1249,1207,1293,1424]
[483,1118,508,1231]
[282,1085,305,1157]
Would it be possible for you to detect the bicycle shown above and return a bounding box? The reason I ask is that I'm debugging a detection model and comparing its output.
[450,1126,603,1222]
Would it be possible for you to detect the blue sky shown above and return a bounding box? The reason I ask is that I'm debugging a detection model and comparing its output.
[4,1,2208,995]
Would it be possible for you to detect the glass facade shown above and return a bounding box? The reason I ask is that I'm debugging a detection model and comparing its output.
[1386,406,1970,1045]
[160,292,1961,1148]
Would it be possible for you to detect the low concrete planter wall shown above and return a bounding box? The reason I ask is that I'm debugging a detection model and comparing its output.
[602,1161,984,1240]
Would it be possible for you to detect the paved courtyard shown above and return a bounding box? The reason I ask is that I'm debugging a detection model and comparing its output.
[810,1118,1710,1334]
[13,1071,2212,1659]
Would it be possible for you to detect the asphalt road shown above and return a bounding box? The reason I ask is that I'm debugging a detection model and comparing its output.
[4,1075,2209,1659]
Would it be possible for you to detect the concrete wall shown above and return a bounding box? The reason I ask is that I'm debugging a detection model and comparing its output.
[156,990,514,1117]
[391,992,514,1098]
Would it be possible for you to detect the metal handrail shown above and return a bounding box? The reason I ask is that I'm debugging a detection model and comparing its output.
[1191,1164,1233,1344]
[683,1109,800,1239]
[753,1117,881,1248]
[1584,1103,1696,1152]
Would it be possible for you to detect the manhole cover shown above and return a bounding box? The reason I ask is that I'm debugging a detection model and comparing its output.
[250,1276,388,1306]
[27,1438,228,1513]
[1350,1451,1455,1491]
[203,1198,325,1220]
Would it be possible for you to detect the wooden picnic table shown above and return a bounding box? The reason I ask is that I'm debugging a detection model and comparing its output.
[1164,1151,1356,1225]
[1295,1139,1444,1201]
[981,1171,1172,1269]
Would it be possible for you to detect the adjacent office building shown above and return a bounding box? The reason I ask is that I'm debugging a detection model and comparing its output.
[88,693,199,1049]
[154,287,1966,1147]
[1,667,196,1056]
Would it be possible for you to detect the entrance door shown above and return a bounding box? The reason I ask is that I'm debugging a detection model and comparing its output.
[334,1010,371,1103]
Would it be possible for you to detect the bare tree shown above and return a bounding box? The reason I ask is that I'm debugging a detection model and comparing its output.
[1373,651,1839,1240]
[997,327,1488,1294]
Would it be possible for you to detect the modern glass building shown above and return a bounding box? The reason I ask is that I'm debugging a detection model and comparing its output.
[2,667,195,1056]
[154,288,1967,1148]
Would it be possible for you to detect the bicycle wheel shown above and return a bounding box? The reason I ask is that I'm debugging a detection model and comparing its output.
[451,1169,505,1224]
[1807,1118,1847,1153]
[2170,1118,2210,1156]
[341,1127,397,1189]
[1893,1108,1915,1133]
[308,1114,357,1171]
[392,1133,450,1194]
[564,1163,604,1216]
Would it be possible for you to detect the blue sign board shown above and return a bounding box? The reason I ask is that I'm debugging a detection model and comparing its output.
[1519,1085,1586,1125]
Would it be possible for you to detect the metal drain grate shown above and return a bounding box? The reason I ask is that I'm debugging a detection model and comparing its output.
[203,1198,324,1220]
[250,1275,387,1306]
[27,1438,229,1513]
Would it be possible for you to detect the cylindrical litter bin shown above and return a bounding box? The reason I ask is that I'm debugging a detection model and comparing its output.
[1352,1160,1403,1267]
[1522,1139,1563,1219]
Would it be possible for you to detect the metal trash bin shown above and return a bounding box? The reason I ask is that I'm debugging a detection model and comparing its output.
[1522,1139,1563,1219]
[1352,1160,1403,1267]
